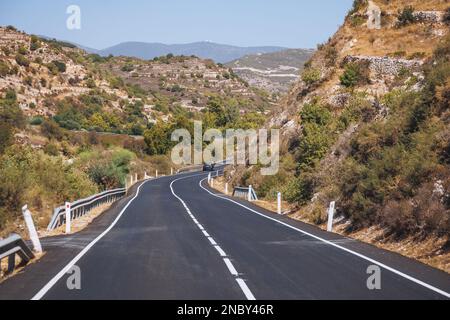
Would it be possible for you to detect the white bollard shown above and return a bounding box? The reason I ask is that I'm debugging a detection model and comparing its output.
[248,185,253,202]
[327,201,336,232]
[135,173,138,182]
[156,170,158,178]
[65,202,71,234]
[171,168,174,175]
[225,183,228,195]
[208,173,211,184]
[22,205,42,253]
[277,192,282,215]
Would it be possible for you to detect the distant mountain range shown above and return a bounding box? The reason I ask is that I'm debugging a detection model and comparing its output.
[79,41,288,63]
[226,49,315,93]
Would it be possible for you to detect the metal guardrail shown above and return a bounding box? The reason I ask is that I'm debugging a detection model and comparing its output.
[0,234,35,277]
[233,187,258,201]
[47,188,126,230]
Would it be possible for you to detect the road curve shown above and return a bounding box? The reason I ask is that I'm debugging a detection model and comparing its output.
[0,171,449,300]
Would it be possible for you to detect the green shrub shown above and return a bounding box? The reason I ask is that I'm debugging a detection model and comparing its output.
[15,54,30,67]
[349,0,368,15]
[301,68,321,85]
[78,148,135,190]
[0,61,10,77]
[121,64,134,72]
[44,143,59,156]
[30,35,41,51]
[29,116,44,126]
[18,46,28,55]
[0,91,25,129]
[397,6,416,27]
[41,120,64,140]
[340,61,371,88]
[300,102,331,126]
[47,60,66,74]
[0,123,13,153]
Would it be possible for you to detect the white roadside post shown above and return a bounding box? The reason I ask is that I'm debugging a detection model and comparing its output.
[277,192,282,215]
[65,202,71,234]
[135,173,138,183]
[208,173,211,184]
[156,170,158,178]
[248,185,253,202]
[171,168,174,175]
[327,201,336,232]
[22,205,42,253]
[225,183,228,195]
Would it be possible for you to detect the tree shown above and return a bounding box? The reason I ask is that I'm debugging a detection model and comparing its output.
[144,122,173,155]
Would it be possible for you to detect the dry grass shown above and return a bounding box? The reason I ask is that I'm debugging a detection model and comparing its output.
[341,23,448,58]
[0,252,45,283]
[39,202,112,238]
[376,0,449,12]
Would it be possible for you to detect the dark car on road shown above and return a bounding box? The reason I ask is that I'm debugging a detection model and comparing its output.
[203,163,216,171]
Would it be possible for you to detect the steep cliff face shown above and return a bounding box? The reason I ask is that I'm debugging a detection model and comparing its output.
[273,0,449,134]
[232,0,450,271]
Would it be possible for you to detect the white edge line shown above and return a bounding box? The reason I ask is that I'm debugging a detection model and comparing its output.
[236,278,256,300]
[214,245,227,257]
[32,178,156,300]
[198,178,450,299]
[223,258,238,276]
[208,237,218,246]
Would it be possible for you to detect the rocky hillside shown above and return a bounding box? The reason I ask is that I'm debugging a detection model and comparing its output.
[230,1,450,271]
[98,54,271,115]
[0,26,271,137]
[226,49,315,95]
[92,41,286,64]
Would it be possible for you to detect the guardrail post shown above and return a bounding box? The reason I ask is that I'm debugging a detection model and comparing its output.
[7,254,15,274]
[22,205,42,253]
[225,183,228,195]
[65,202,71,234]
[277,192,282,215]
[248,185,253,202]
[327,201,336,232]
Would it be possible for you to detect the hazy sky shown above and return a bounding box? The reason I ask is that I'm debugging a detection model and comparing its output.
[0,0,353,49]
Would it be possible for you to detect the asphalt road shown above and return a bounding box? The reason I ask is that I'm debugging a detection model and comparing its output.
[0,171,449,300]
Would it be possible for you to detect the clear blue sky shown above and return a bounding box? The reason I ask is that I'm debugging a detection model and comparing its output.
[0,0,353,49]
